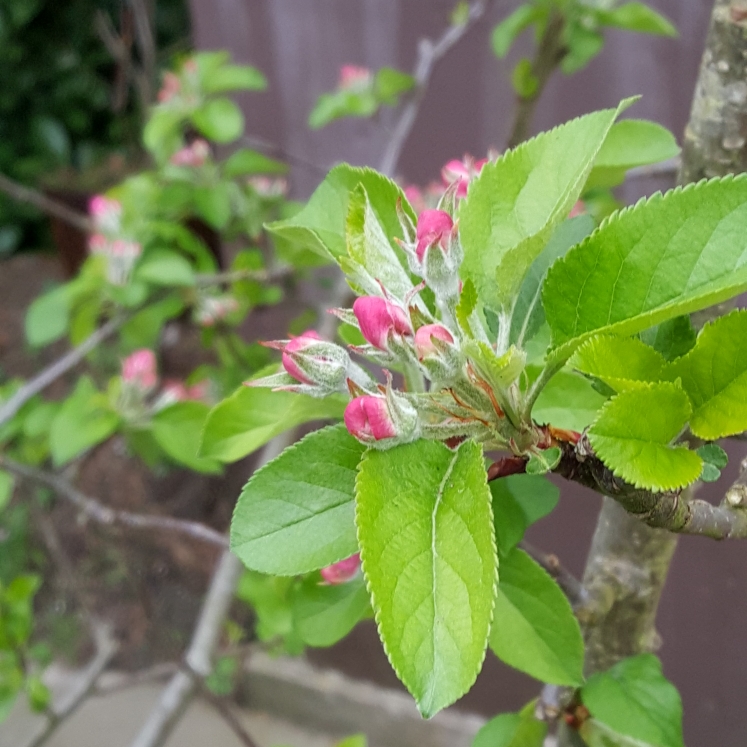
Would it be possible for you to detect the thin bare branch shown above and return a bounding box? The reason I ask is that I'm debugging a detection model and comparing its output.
[21,620,119,747]
[379,0,493,177]
[196,678,260,747]
[129,0,157,106]
[0,172,92,233]
[1,456,229,548]
[556,437,747,540]
[0,316,124,428]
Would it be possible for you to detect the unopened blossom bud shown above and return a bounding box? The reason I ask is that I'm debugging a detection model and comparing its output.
[344,396,397,442]
[339,65,371,90]
[171,139,210,167]
[415,324,454,361]
[320,554,361,585]
[88,233,108,254]
[441,155,487,198]
[89,195,122,234]
[415,209,454,262]
[122,349,158,391]
[353,296,412,350]
[158,71,181,103]
[282,331,322,384]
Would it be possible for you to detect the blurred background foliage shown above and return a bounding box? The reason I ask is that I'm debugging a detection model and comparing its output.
[0,0,190,257]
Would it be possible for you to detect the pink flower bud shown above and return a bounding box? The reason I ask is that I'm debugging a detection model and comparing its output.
[171,139,210,167]
[414,324,454,361]
[320,553,361,585]
[353,297,412,350]
[282,330,322,384]
[158,71,181,102]
[415,209,454,262]
[441,155,487,198]
[88,233,108,254]
[569,200,586,218]
[161,380,190,402]
[339,65,371,89]
[122,349,158,390]
[344,396,397,442]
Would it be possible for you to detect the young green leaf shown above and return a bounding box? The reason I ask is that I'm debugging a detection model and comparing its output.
[570,335,668,393]
[25,284,69,348]
[511,59,539,98]
[543,175,747,364]
[491,4,541,58]
[356,439,496,717]
[201,64,267,94]
[266,165,415,262]
[596,2,677,37]
[531,369,608,432]
[640,316,696,362]
[490,548,584,686]
[191,97,244,143]
[49,377,120,466]
[342,184,413,299]
[562,23,604,75]
[472,701,547,747]
[293,574,371,648]
[667,310,747,439]
[588,383,702,491]
[490,474,559,555]
[151,402,222,474]
[587,119,680,189]
[581,654,684,747]
[200,383,346,462]
[335,736,367,747]
[135,249,196,287]
[511,215,596,347]
[374,67,415,104]
[231,425,365,575]
[223,148,288,177]
[460,101,631,312]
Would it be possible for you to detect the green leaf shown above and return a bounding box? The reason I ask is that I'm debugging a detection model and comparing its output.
[587,383,702,491]
[121,296,185,350]
[511,59,538,98]
[143,109,184,161]
[193,183,232,230]
[544,176,747,363]
[532,369,608,432]
[473,701,548,747]
[342,185,413,299]
[267,164,416,262]
[490,474,559,555]
[570,335,668,393]
[587,120,680,189]
[667,310,747,439]
[374,67,415,104]
[335,736,367,747]
[697,443,728,469]
[356,439,496,717]
[581,654,684,747]
[562,24,604,75]
[200,383,345,462]
[49,377,120,466]
[25,285,69,347]
[596,2,677,37]
[135,249,195,287]
[230,425,365,575]
[293,574,370,647]
[460,101,631,312]
[191,98,244,143]
[640,316,696,362]
[201,64,267,93]
[526,447,561,475]
[151,402,222,474]
[491,5,540,58]
[510,215,596,347]
[308,90,378,129]
[490,548,584,686]
[0,470,14,512]
[223,148,288,177]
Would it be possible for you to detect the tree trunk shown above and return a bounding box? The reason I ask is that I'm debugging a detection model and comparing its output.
[560,1,747,742]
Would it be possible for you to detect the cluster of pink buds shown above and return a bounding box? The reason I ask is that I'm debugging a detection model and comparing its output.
[193,295,240,327]
[248,176,289,198]
[320,554,361,585]
[88,194,142,285]
[89,195,122,234]
[154,379,210,410]
[339,64,372,90]
[170,139,210,167]
[122,349,158,392]
[158,71,181,103]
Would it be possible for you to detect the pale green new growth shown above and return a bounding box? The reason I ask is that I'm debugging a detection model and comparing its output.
[668,310,747,439]
[230,425,364,575]
[588,383,702,491]
[544,175,747,363]
[356,439,496,717]
[459,100,632,312]
[472,701,547,747]
[570,335,668,392]
[581,654,684,747]
[489,548,584,686]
